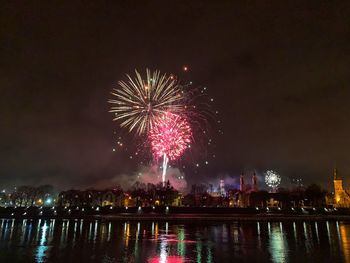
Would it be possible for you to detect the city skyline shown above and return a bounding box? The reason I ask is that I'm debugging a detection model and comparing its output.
[1,1,350,190]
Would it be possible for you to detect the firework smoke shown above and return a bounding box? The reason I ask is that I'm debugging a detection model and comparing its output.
[91,165,188,192]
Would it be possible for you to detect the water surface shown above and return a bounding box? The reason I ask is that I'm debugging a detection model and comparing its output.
[0,219,349,262]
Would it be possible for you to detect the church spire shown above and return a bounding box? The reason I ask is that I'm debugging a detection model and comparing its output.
[240,173,245,192]
[334,167,338,180]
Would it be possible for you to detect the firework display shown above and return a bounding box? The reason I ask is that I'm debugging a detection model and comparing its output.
[148,112,192,184]
[109,69,185,135]
[109,68,216,186]
[149,112,192,161]
[264,170,281,190]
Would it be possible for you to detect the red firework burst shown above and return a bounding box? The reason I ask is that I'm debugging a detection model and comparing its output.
[149,112,192,161]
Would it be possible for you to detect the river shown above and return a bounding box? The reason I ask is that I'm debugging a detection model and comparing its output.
[0,219,349,262]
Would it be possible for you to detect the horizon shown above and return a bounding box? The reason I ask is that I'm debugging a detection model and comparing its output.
[0,168,338,193]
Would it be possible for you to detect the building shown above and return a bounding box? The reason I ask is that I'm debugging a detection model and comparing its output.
[219,180,225,196]
[58,188,124,207]
[191,184,208,195]
[230,172,259,207]
[333,168,350,208]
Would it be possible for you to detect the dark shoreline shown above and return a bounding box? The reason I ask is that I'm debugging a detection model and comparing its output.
[95,214,350,222]
[2,206,350,222]
[2,214,350,222]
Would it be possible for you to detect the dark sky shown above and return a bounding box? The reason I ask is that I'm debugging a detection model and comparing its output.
[1,1,350,191]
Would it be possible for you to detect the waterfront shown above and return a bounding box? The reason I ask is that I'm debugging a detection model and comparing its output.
[0,219,350,262]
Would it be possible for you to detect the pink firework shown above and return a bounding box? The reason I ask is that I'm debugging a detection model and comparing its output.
[149,112,192,161]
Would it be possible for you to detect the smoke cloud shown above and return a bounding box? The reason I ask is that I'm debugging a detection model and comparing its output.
[88,165,188,192]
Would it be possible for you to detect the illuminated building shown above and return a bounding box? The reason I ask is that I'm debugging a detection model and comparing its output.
[333,168,350,208]
[101,190,124,207]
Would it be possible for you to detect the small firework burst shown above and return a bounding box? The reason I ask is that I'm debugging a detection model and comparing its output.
[265,170,281,189]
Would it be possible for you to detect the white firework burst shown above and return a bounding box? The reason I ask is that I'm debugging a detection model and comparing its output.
[109,69,185,135]
[265,170,281,188]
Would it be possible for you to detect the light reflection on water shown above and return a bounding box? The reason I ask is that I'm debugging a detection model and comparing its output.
[0,219,350,262]
[268,222,287,263]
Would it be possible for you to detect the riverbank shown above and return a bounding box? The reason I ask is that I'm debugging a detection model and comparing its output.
[2,213,350,222]
[96,213,350,222]
[1,206,350,221]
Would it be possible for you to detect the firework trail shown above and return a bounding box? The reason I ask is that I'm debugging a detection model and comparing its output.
[109,69,185,135]
[149,112,192,185]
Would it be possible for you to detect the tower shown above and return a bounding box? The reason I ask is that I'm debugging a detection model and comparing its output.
[240,174,245,192]
[334,168,344,205]
[219,180,225,196]
[252,172,258,192]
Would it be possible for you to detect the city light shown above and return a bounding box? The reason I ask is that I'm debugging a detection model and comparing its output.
[45,198,52,205]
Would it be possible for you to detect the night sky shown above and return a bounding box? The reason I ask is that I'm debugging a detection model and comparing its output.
[1,1,350,191]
